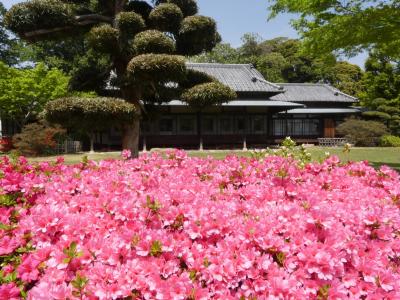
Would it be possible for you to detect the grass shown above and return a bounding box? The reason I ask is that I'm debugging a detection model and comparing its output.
[11,147,400,171]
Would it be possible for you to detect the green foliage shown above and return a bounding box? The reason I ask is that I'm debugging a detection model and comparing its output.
[133,30,175,54]
[336,118,389,146]
[0,62,69,126]
[190,43,240,64]
[180,69,216,89]
[127,54,186,82]
[71,273,88,298]
[68,50,111,92]
[380,135,400,147]
[87,24,119,54]
[45,97,138,134]
[255,52,288,82]
[155,0,198,17]
[328,62,364,97]
[360,53,400,105]
[251,137,312,168]
[177,16,220,55]
[362,111,391,120]
[267,0,400,58]
[150,240,163,257]
[12,120,66,156]
[116,11,145,38]
[181,82,237,110]
[149,3,183,34]
[0,3,21,66]
[5,0,74,35]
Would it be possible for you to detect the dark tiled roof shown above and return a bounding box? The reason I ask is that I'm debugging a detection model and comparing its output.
[271,83,358,103]
[186,63,282,93]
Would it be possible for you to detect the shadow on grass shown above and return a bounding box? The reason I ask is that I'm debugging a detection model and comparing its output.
[368,162,400,172]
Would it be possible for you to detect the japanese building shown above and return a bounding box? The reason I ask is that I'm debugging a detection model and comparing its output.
[129,63,359,150]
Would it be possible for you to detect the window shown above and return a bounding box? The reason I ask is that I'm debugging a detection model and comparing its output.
[273,118,320,136]
[235,117,247,134]
[178,116,195,134]
[220,117,233,134]
[251,116,265,134]
[202,117,216,134]
[141,122,151,134]
[159,118,175,135]
[273,119,285,136]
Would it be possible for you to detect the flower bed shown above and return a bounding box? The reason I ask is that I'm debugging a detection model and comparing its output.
[0,151,400,299]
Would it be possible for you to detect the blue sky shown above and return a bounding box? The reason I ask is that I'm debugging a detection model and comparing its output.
[2,0,366,67]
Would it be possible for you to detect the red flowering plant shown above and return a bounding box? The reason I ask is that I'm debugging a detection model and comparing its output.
[0,150,400,299]
[0,136,13,153]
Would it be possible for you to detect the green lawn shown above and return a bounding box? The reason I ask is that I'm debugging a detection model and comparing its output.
[14,147,400,171]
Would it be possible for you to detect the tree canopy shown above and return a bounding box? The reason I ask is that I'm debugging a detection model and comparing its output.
[267,0,400,58]
[5,0,236,156]
[191,36,364,96]
[0,62,69,127]
[45,97,138,152]
[0,2,21,65]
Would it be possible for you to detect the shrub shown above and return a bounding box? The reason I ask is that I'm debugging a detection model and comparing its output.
[181,81,237,110]
[4,0,74,34]
[87,24,119,54]
[127,54,186,82]
[380,135,400,147]
[0,137,13,153]
[155,0,198,17]
[116,11,145,37]
[0,151,399,298]
[176,16,220,55]
[336,118,389,146]
[12,120,66,156]
[149,3,183,33]
[132,30,175,54]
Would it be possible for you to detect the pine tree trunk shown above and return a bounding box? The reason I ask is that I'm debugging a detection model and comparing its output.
[122,116,140,158]
[120,85,142,158]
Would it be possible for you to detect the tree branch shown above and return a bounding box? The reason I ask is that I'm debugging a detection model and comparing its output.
[23,14,112,38]
[75,14,113,23]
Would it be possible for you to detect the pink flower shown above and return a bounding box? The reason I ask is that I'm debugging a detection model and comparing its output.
[0,283,20,300]
[17,254,40,282]
[121,149,131,160]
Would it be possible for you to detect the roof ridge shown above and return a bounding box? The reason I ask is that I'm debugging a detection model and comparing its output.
[186,62,253,67]
[276,82,326,86]
[323,84,358,101]
[244,65,283,90]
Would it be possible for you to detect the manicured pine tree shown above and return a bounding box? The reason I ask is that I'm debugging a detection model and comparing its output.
[5,0,236,157]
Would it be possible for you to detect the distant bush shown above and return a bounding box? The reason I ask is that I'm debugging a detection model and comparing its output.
[336,118,389,146]
[380,135,400,147]
[12,120,66,156]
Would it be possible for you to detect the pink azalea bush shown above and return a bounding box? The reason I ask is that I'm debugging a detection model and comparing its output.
[0,151,400,299]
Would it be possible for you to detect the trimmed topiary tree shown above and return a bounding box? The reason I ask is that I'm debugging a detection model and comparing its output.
[5,0,234,157]
[180,69,236,149]
[336,118,389,147]
[45,97,137,153]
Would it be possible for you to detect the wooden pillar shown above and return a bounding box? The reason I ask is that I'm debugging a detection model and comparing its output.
[285,110,288,137]
[197,111,203,151]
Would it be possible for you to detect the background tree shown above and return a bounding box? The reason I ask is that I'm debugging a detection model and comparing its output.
[359,52,400,136]
[0,62,69,128]
[267,0,400,58]
[5,0,235,157]
[191,35,363,95]
[0,2,20,65]
[45,97,137,153]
